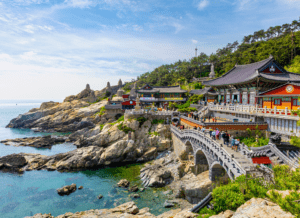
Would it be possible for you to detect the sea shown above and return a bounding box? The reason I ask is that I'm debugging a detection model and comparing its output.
[0,100,169,218]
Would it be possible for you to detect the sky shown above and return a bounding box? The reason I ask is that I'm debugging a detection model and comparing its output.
[0,0,299,101]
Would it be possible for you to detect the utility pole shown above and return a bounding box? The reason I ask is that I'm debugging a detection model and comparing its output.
[195,47,198,57]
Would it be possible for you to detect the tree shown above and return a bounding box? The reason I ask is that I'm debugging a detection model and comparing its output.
[189,94,204,104]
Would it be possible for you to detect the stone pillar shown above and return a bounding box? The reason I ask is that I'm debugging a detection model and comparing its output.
[264,106,267,113]
[274,106,277,115]
[285,107,288,115]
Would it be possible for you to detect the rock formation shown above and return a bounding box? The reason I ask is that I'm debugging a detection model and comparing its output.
[1,118,172,172]
[6,100,107,132]
[0,135,67,149]
[57,183,77,196]
[64,84,97,103]
[211,198,295,218]
[24,201,198,218]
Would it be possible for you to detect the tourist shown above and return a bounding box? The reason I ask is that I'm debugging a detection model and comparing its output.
[209,128,213,137]
[202,126,206,133]
[214,117,217,123]
[235,138,240,152]
[212,117,215,123]
[208,115,211,122]
[231,136,235,149]
[201,117,203,123]
[212,130,216,140]
[224,132,229,146]
[216,128,220,139]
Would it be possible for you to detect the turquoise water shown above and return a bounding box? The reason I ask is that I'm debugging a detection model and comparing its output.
[0,102,170,217]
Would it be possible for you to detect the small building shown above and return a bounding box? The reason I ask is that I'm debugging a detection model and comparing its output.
[122,100,136,110]
[136,84,187,107]
[258,83,300,110]
[190,87,218,103]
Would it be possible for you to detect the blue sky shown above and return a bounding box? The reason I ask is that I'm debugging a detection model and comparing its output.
[0,0,299,100]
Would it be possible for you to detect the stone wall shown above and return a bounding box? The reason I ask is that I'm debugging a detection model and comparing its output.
[171,132,187,158]
[212,111,257,122]
[124,113,172,122]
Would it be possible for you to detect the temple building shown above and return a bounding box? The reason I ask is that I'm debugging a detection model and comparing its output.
[136,84,187,107]
[190,87,218,103]
[203,55,300,106]
[258,83,300,110]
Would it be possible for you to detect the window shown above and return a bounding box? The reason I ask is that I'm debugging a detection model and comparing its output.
[274,99,281,105]
[293,98,300,106]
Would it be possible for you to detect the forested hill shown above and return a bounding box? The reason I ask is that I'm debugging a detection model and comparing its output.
[125,18,300,90]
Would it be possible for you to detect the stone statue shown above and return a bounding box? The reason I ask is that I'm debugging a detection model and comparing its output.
[209,63,215,78]
[86,84,90,90]
[107,82,111,88]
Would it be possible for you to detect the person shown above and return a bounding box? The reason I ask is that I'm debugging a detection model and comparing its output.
[202,126,206,133]
[209,128,213,137]
[208,115,211,122]
[201,117,203,123]
[204,117,206,122]
[224,131,229,146]
[212,130,216,140]
[212,117,215,123]
[215,117,217,123]
[231,136,235,149]
[216,129,220,140]
[234,138,240,152]
[194,126,197,130]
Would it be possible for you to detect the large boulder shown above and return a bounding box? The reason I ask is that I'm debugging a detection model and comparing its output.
[211,198,295,218]
[0,154,27,172]
[57,183,77,196]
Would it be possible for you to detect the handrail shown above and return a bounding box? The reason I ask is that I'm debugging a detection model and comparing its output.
[208,104,299,118]
[171,125,246,175]
[190,192,212,213]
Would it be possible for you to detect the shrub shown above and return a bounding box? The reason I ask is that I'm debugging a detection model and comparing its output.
[178,107,198,113]
[95,106,106,116]
[137,117,147,127]
[117,123,135,134]
[151,119,164,125]
[100,124,104,131]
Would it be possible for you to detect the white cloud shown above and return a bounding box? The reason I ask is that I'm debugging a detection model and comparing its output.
[197,0,209,10]
[192,39,198,44]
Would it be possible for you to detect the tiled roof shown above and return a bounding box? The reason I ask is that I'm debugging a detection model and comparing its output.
[190,87,219,96]
[203,57,287,86]
[137,85,187,93]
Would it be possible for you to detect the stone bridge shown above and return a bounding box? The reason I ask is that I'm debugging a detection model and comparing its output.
[171,125,253,181]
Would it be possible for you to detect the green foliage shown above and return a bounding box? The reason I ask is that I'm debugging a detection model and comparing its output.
[197,207,216,218]
[176,101,190,109]
[95,106,106,116]
[148,131,160,136]
[134,20,300,88]
[194,82,204,90]
[237,136,269,147]
[255,125,262,137]
[177,107,198,113]
[100,124,104,131]
[246,128,252,137]
[189,94,204,104]
[137,117,147,127]
[151,119,165,125]
[290,136,300,148]
[285,55,300,73]
[117,123,135,134]
[199,165,300,217]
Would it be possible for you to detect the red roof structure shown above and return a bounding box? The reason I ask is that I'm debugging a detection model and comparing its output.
[252,156,272,164]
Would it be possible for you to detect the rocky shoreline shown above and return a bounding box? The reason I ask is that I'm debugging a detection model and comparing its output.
[0,135,67,149]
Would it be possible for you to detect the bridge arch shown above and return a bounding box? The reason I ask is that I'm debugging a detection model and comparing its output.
[210,161,231,182]
[195,149,209,174]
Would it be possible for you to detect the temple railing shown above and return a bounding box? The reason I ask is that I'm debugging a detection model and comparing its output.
[208,104,300,118]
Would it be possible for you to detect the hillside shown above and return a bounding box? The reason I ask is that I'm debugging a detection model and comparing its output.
[123,19,300,90]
